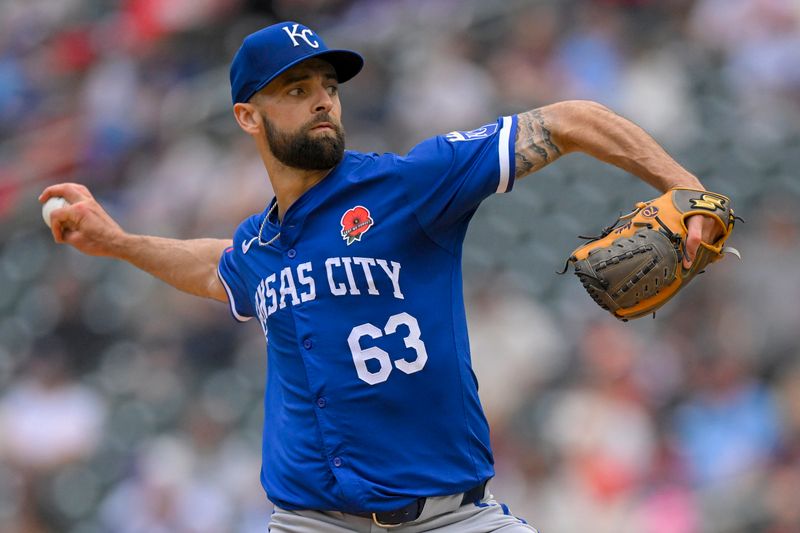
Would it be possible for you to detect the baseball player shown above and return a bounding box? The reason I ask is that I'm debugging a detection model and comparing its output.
[40,21,720,532]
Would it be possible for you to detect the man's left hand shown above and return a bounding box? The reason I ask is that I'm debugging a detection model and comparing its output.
[684,214,721,269]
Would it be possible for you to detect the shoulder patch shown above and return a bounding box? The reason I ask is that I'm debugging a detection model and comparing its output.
[445,123,498,142]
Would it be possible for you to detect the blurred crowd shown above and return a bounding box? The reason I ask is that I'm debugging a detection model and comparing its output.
[1,0,800,532]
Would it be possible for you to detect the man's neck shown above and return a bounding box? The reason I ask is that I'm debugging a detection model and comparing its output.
[265,161,334,221]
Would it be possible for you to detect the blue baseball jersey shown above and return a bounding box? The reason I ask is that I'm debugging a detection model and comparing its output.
[218,116,517,513]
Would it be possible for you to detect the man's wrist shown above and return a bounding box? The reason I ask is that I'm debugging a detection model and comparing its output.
[108,232,138,261]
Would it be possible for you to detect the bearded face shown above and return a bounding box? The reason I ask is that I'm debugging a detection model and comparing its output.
[262,112,345,170]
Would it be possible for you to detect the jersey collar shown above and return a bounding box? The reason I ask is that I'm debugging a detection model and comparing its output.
[262,154,351,248]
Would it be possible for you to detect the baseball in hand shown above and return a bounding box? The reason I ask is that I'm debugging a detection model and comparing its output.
[42,197,69,228]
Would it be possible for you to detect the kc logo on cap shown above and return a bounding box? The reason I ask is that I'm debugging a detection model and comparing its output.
[282,23,320,49]
[230,21,364,105]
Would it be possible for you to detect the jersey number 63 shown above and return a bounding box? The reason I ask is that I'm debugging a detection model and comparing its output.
[347,312,428,385]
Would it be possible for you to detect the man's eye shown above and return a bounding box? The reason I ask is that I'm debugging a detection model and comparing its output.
[327,85,338,96]
[288,88,304,96]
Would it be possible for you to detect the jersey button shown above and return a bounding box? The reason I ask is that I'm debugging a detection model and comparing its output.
[287,249,296,259]
[303,339,313,349]
[332,457,343,467]
[316,397,326,408]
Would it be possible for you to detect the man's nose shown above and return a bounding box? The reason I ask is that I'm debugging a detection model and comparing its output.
[312,86,334,113]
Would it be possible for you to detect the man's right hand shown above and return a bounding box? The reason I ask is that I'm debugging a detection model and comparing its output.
[39,182,126,258]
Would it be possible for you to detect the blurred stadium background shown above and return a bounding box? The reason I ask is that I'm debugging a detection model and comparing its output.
[1,0,800,532]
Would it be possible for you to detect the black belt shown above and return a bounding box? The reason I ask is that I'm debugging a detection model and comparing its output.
[352,480,488,528]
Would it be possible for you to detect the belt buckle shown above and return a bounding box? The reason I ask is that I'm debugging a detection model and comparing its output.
[372,513,403,529]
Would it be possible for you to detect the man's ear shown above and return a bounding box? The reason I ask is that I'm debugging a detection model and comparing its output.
[233,102,262,135]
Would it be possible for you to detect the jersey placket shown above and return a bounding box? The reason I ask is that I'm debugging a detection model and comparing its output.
[275,198,367,509]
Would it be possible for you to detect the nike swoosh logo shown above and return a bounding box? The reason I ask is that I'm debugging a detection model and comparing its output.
[242,236,258,254]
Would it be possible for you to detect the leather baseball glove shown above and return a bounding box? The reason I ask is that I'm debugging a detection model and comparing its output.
[560,187,739,321]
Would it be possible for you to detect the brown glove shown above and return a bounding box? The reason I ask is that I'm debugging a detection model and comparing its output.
[561,187,739,321]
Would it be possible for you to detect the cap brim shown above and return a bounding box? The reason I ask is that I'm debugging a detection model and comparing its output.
[316,49,364,84]
[246,49,364,102]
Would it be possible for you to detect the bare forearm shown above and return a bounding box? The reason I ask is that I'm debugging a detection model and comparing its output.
[40,183,232,303]
[112,235,231,302]
[515,100,704,191]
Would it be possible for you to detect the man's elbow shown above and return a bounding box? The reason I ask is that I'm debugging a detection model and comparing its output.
[545,100,615,152]
[555,99,612,114]
[207,273,229,303]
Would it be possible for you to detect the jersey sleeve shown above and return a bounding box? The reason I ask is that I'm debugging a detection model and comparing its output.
[396,116,517,247]
[217,217,259,323]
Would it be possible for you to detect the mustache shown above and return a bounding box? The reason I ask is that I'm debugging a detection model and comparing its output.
[304,114,342,132]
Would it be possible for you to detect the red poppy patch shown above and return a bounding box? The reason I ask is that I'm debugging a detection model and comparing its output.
[340,205,374,245]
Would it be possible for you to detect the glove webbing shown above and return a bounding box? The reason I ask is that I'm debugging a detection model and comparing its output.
[589,243,663,299]
[611,256,660,299]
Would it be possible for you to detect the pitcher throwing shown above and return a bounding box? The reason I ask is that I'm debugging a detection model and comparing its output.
[41,21,722,532]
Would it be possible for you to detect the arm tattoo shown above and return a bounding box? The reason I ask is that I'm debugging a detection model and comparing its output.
[515,109,563,177]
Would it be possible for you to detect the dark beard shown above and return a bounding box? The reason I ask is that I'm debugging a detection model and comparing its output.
[263,113,345,170]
